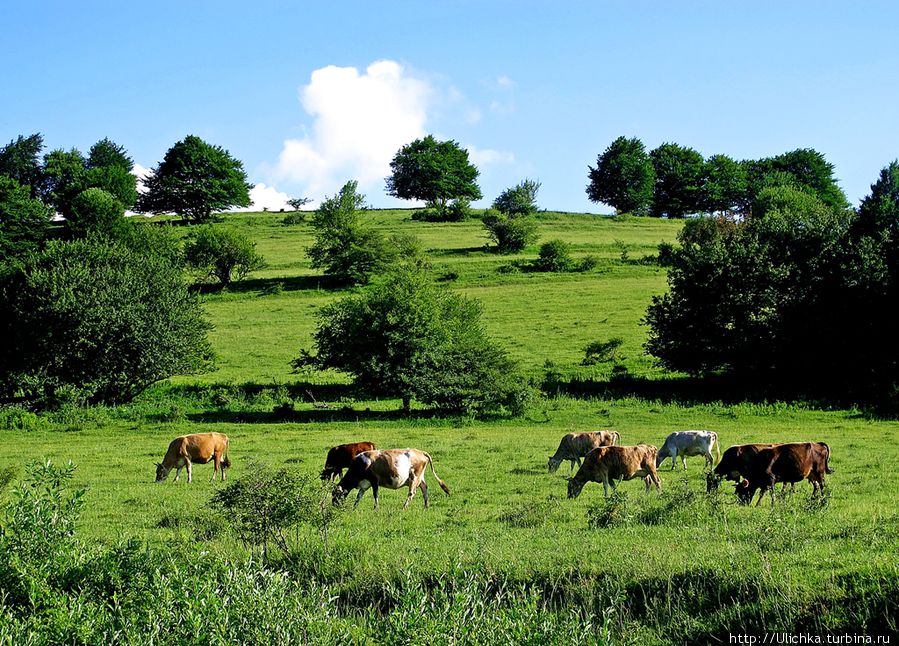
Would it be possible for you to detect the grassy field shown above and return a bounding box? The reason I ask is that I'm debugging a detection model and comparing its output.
[2,210,897,643]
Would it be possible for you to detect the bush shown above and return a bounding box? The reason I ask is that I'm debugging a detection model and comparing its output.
[282,212,305,225]
[66,187,126,238]
[493,179,541,216]
[482,209,538,254]
[296,265,531,415]
[185,225,266,286]
[534,239,574,272]
[0,239,212,406]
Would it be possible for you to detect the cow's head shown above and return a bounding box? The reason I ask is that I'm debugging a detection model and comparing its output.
[566,476,585,499]
[332,485,349,506]
[154,462,171,482]
[706,471,722,493]
[547,457,562,474]
[320,467,338,481]
[734,479,753,505]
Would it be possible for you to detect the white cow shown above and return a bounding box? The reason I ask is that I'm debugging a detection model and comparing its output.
[656,430,720,470]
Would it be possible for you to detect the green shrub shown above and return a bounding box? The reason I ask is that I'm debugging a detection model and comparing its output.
[534,239,574,272]
[0,239,212,407]
[66,187,125,238]
[282,212,305,225]
[482,209,538,254]
[185,225,266,286]
[0,407,51,432]
[493,179,541,216]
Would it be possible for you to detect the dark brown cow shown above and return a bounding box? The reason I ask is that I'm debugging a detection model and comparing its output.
[709,443,778,491]
[333,448,450,509]
[320,441,377,480]
[734,442,833,506]
[155,432,231,483]
[566,444,662,499]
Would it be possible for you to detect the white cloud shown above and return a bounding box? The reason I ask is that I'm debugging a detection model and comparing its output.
[246,183,292,212]
[273,60,432,201]
[131,163,151,194]
[467,145,515,166]
[496,75,516,88]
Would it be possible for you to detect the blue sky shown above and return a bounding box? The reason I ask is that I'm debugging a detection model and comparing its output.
[2,1,897,212]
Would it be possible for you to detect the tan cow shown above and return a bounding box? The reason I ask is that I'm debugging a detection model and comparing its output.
[155,432,231,483]
[566,444,662,499]
[333,448,450,510]
[548,431,620,473]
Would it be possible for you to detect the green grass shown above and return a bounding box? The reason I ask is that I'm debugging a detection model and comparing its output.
[2,209,897,642]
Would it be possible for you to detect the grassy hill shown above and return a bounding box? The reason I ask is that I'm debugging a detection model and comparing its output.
[1,209,896,643]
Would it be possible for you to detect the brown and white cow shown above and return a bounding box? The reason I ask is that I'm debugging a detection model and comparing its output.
[320,441,377,480]
[566,444,662,499]
[155,432,231,483]
[548,431,620,473]
[333,448,450,510]
[733,442,833,506]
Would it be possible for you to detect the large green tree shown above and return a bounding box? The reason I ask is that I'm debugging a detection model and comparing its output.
[649,143,706,218]
[0,239,212,406]
[586,136,654,215]
[0,134,45,197]
[0,176,52,261]
[385,135,482,217]
[701,154,747,215]
[296,266,528,414]
[136,135,252,223]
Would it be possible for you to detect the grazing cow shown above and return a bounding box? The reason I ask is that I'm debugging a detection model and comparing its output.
[566,444,662,499]
[155,432,230,483]
[734,442,833,506]
[708,443,779,492]
[320,441,377,480]
[656,430,721,471]
[333,448,450,510]
[548,431,620,473]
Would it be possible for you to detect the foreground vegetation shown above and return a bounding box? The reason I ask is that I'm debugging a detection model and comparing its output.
[1,210,896,643]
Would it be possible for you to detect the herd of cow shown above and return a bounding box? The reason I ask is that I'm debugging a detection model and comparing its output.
[153,429,834,508]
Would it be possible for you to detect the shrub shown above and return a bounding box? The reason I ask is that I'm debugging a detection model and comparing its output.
[185,225,266,286]
[482,209,538,254]
[493,179,541,216]
[282,212,305,225]
[296,265,531,415]
[66,187,126,238]
[0,239,212,406]
[534,239,574,272]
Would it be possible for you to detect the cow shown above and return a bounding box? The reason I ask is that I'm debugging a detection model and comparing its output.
[548,431,620,473]
[708,443,780,493]
[320,441,377,480]
[733,442,833,506]
[155,432,231,483]
[333,448,450,510]
[656,430,721,471]
[566,444,662,499]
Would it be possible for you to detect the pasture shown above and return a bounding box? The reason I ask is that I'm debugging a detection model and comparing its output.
[1,210,897,643]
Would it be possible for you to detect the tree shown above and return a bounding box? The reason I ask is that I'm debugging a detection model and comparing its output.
[856,160,899,238]
[287,197,311,211]
[385,135,482,218]
[184,225,266,286]
[649,143,706,218]
[307,180,408,284]
[0,176,51,261]
[41,148,86,216]
[295,266,529,415]
[493,179,541,216]
[136,135,252,222]
[86,137,133,171]
[769,148,849,211]
[0,133,45,197]
[701,154,747,215]
[0,239,212,407]
[586,136,654,215]
[66,187,126,239]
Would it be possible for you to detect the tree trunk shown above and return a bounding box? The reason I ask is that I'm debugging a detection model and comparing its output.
[402,396,412,413]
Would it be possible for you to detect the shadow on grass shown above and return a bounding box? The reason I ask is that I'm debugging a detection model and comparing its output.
[191,274,348,295]
[431,246,488,257]
[169,381,358,402]
[188,408,459,424]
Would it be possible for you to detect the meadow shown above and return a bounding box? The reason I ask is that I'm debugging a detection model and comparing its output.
[1,210,897,644]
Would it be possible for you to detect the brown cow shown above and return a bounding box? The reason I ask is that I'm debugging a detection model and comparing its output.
[734,442,833,506]
[333,448,450,510]
[548,431,620,473]
[155,432,230,483]
[320,441,377,480]
[566,444,662,499]
[710,442,832,495]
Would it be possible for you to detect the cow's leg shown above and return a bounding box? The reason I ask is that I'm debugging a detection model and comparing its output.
[403,482,416,510]
[174,466,182,483]
[371,482,380,510]
[419,479,429,508]
[681,454,688,470]
[185,460,193,484]
[602,476,610,498]
[354,480,371,509]
[212,454,221,481]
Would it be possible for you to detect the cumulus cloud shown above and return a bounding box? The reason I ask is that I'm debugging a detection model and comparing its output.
[131,163,152,194]
[496,75,516,88]
[273,60,432,200]
[246,183,292,211]
[467,145,515,166]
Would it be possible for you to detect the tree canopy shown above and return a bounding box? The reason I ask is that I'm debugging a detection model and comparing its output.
[385,135,482,216]
[0,176,51,261]
[586,136,655,215]
[296,266,529,414]
[649,143,706,218]
[136,135,252,222]
[0,133,45,198]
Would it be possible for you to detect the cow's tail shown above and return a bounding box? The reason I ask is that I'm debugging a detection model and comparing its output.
[713,432,721,465]
[821,442,834,474]
[424,452,450,495]
[221,437,232,469]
